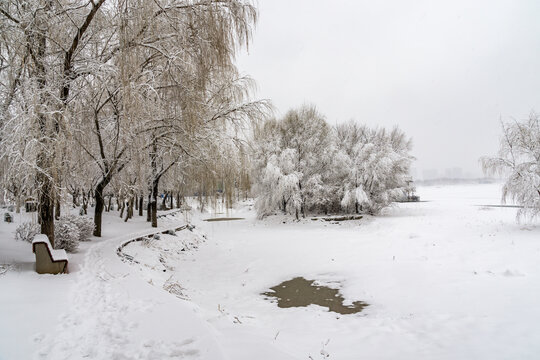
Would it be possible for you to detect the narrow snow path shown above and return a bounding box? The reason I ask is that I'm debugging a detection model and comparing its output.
[33,215,225,360]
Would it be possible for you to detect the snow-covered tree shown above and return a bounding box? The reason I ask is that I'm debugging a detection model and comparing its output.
[481,113,540,220]
[0,0,267,242]
[336,123,414,214]
[253,112,414,218]
[253,105,336,218]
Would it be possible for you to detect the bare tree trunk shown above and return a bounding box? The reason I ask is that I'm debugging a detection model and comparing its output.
[151,178,158,228]
[146,194,152,222]
[55,196,61,220]
[176,192,181,209]
[124,197,133,222]
[93,172,116,236]
[37,155,55,247]
[120,199,125,218]
[82,192,88,215]
[71,189,79,208]
[139,195,143,216]
[94,185,105,237]
[15,194,21,214]
[161,192,167,210]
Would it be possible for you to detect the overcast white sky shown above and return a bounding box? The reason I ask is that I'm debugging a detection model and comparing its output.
[237,0,540,179]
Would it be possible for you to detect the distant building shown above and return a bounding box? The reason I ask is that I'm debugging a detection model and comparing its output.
[444,167,463,179]
[422,169,439,180]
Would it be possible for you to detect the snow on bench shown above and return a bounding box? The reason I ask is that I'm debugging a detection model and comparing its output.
[32,234,68,274]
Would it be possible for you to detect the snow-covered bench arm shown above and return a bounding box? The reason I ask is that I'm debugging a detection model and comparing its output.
[32,234,68,274]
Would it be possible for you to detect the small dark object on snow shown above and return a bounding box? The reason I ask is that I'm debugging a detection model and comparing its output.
[4,212,12,223]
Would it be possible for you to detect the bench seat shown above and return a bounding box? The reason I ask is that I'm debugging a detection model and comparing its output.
[32,234,68,274]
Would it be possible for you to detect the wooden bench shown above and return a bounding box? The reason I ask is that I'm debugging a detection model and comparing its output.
[32,235,68,274]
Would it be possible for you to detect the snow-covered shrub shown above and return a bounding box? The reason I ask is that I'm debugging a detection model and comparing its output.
[54,217,80,253]
[61,215,94,241]
[4,212,12,223]
[15,215,92,251]
[15,222,40,243]
[482,113,540,220]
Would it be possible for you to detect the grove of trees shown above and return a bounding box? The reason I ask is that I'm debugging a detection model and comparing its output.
[252,105,415,219]
[0,0,268,247]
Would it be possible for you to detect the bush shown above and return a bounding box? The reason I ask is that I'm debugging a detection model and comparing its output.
[55,217,80,253]
[15,222,40,243]
[15,215,94,252]
[61,215,94,241]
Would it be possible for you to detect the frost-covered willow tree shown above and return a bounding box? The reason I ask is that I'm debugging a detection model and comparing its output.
[252,107,414,218]
[253,105,337,218]
[481,114,540,220]
[123,0,267,226]
[0,0,268,243]
[0,0,108,246]
[336,122,414,215]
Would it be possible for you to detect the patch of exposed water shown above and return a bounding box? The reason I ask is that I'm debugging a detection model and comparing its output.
[262,277,368,315]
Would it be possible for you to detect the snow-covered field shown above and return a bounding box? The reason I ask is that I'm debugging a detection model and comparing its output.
[2,183,540,359]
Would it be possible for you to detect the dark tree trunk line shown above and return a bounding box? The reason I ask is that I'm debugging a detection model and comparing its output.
[147,194,152,222]
[94,183,106,237]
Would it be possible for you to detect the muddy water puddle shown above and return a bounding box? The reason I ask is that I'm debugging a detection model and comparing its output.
[262,277,368,315]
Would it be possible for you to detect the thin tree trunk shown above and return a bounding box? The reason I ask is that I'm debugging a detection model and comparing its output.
[94,185,105,237]
[37,156,55,247]
[82,193,88,215]
[93,172,117,237]
[147,194,152,222]
[55,196,61,220]
[161,192,167,210]
[139,195,143,216]
[15,193,21,214]
[124,197,133,222]
[151,178,158,228]
[120,200,125,218]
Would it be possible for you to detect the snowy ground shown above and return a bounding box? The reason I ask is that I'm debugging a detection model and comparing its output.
[2,183,540,359]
